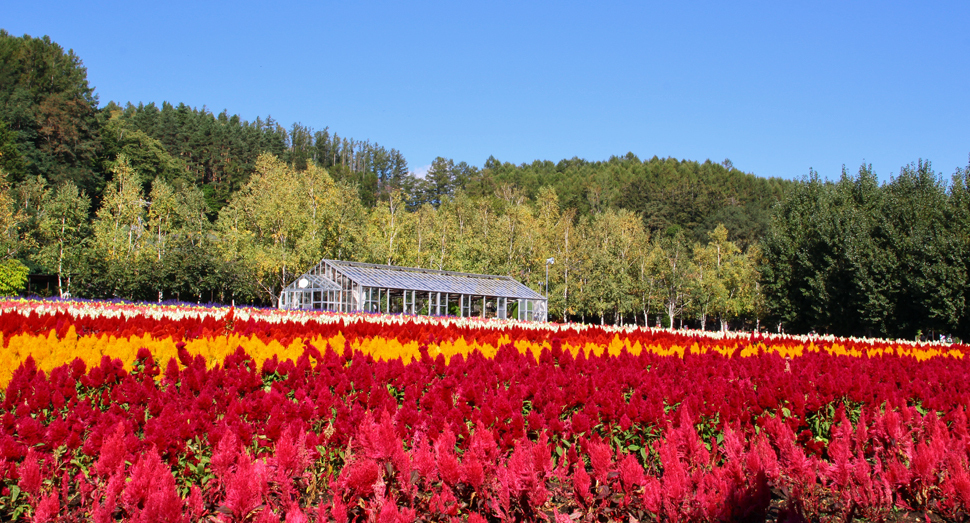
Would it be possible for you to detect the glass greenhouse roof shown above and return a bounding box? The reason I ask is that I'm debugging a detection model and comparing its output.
[292,274,341,291]
[316,260,545,300]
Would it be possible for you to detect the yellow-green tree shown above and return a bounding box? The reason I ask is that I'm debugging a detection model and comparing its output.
[576,209,644,324]
[0,169,26,260]
[534,187,573,320]
[89,155,150,297]
[365,188,407,266]
[493,184,551,295]
[320,179,367,262]
[142,178,213,301]
[425,198,457,271]
[399,202,438,269]
[0,168,28,295]
[216,154,337,304]
[719,242,761,330]
[690,224,761,330]
[36,181,90,296]
[629,221,657,326]
[654,233,696,329]
[691,225,731,329]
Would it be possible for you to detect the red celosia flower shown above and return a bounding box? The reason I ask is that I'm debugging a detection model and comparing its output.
[572,461,591,505]
[284,504,310,523]
[618,454,645,495]
[186,486,206,521]
[93,471,125,523]
[327,497,348,523]
[411,440,436,483]
[434,431,462,486]
[273,423,310,481]
[210,430,242,484]
[32,492,59,522]
[16,416,45,448]
[222,453,270,520]
[119,447,185,522]
[337,457,381,497]
[96,422,127,477]
[18,448,41,496]
[585,436,613,483]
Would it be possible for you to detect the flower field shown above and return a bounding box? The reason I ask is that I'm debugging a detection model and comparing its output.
[0,300,969,522]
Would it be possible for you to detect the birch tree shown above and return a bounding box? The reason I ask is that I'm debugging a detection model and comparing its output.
[215,154,325,304]
[89,155,149,298]
[36,181,89,296]
[654,233,695,329]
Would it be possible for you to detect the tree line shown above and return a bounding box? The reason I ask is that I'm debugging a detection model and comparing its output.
[0,152,764,330]
[762,161,970,340]
[3,29,970,338]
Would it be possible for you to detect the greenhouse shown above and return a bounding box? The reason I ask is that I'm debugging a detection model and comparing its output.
[279,259,548,321]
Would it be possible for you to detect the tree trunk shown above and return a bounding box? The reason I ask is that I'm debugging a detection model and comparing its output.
[57,243,64,297]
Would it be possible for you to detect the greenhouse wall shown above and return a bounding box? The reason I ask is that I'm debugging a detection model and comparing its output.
[279,260,547,321]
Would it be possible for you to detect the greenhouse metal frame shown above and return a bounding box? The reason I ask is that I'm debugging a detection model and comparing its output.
[279,259,548,321]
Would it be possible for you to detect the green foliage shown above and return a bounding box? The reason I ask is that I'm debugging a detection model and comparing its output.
[84,155,148,298]
[99,105,188,189]
[78,154,223,302]
[468,154,790,245]
[0,30,103,193]
[692,225,747,330]
[762,161,970,338]
[0,258,27,295]
[35,180,90,296]
[215,155,347,304]
[0,120,25,177]
[575,209,642,324]
[105,101,287,213]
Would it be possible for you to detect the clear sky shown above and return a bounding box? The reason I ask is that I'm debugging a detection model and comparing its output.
[6,1,969,181]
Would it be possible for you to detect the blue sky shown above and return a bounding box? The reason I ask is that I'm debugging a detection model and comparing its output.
[7,1,969,181]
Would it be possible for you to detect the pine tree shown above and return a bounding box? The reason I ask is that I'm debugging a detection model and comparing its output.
[0,30,103,193]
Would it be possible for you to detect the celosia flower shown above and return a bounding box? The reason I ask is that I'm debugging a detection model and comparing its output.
[32,492,59,522]
[95,422,127,477]
[17,448,41,495]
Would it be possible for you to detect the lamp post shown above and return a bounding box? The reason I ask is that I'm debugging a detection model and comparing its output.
[545,257,555,299]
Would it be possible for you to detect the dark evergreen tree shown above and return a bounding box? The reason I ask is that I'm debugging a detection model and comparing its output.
[883,160,965,337]
[286,122,313,171]
[0,30,103,193]
[762,162,968,338]
[424,156,455,208]
[0,120,26,176]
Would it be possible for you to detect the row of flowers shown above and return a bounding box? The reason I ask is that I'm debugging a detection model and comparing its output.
[1,298,959,347]
[0,299,962,382]
[0,299,968,521]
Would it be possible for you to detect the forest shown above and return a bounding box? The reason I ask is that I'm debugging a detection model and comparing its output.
[1,29,968,339]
